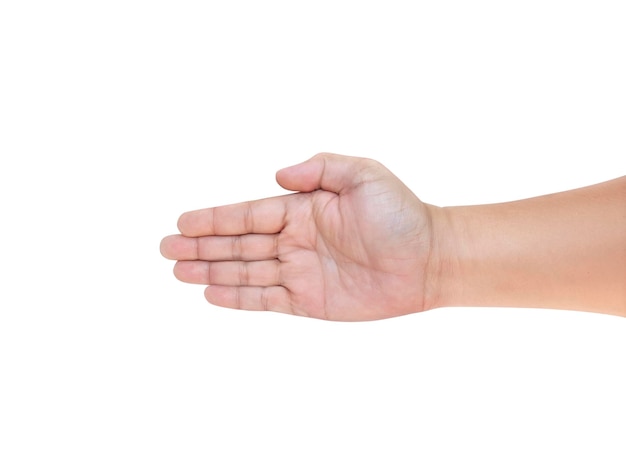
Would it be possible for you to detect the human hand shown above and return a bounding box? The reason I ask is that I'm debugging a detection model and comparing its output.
[160,153,440,321]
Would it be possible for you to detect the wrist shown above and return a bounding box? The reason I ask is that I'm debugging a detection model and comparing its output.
[426,203,514,310]
[422,204,462,311]
[425,203,495,311]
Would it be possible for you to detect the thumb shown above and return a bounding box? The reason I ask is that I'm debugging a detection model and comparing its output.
[276,152,377,194]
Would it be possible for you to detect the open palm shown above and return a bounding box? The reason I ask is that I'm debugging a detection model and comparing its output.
[160,153,437,321]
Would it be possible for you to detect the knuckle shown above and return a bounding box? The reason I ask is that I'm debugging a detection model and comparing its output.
[231,236,242,261]
[238,262,250,286]
[261,288,270,311]
[243,202,254,233]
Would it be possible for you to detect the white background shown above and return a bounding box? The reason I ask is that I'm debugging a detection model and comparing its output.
[1,1,625,469]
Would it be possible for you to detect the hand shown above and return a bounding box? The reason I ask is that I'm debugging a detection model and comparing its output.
[160,153,439,321]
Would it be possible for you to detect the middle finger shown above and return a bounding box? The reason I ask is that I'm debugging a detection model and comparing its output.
[161,233,279,261]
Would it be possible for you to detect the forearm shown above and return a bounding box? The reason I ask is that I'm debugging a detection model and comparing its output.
[430,176,626,316]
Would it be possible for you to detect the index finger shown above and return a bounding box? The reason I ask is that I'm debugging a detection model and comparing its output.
[177,196,288,237]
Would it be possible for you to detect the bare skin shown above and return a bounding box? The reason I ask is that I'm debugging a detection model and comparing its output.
[160,153,626,320]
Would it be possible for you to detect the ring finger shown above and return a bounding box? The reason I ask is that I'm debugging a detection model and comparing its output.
[173,260,282,287]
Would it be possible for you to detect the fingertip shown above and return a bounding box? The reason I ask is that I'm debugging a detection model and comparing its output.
[160,235,175,259]
[177,209,204,237]
[275,154,324,192]
[275,162,303,191]
[275,166,289,189]
[172,260,193,282]
[204,285,228,308]
[176,212,188,234]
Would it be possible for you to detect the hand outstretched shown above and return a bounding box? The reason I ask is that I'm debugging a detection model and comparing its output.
[160,153,439,321]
